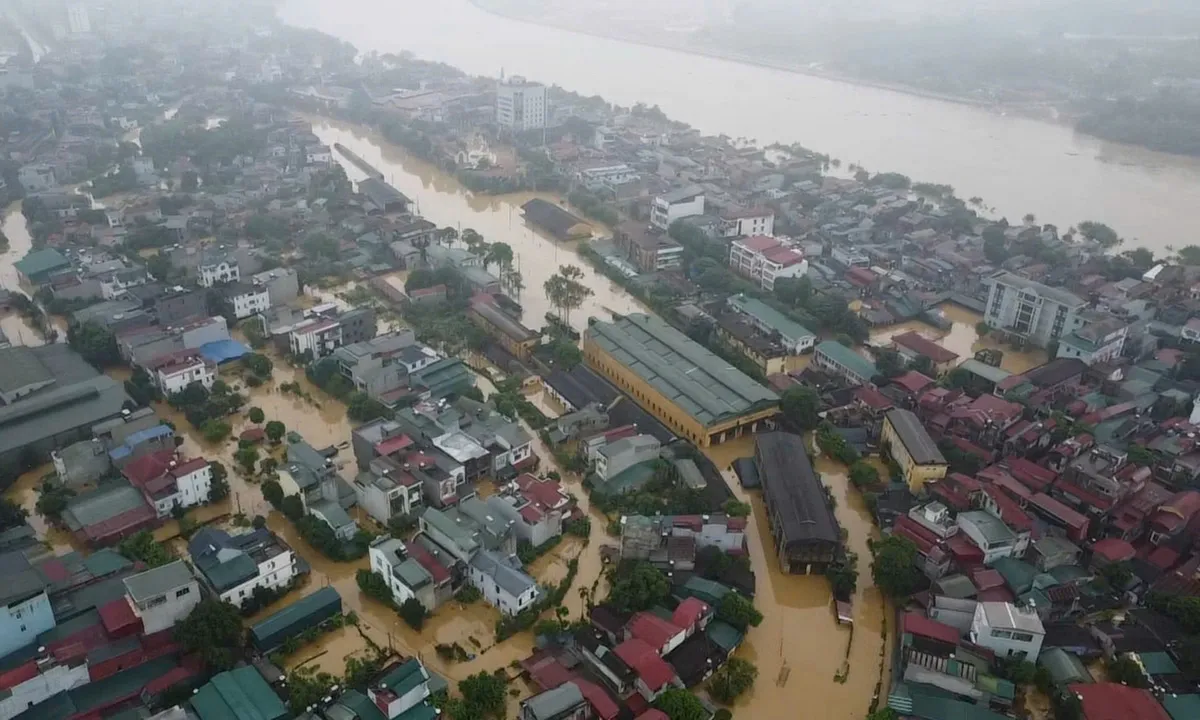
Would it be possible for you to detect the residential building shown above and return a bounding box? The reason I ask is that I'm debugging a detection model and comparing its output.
[359,658,440,720]
[249,267,300,306]
[728,235,807,291]
[970,601,1045,661]
[650,186,705,230]
[61,479,158,546]
[0,549,55,659]
[489,474,572,547]
[290,316,343,359]
[521,682,589,720]
[613,222,683,273]
[224,282,271,319]
[0,345,130,476]
[584,314,779,447]
[52,438,112,487]
[149,349,216,395]
[189,666,288,720]
[891,331,960,375]
[620,514,748,570]
[122,561,200,634]
[882,409,948,490]
[13,248,71,287]
[1056,310,1129,365]
[754,432,840,574]
[469,294,541,360]
[332,330,437,404]
[355,457,424,527]
[595,434,661,481]
[578,164,638,191]
[420,507,479,565]
[721,207,775,238]
[957,511,1020,564]
[813,341,879,386]
[396,397,534,481]
[468,549,540,616]
[197,250,239,287]
[983,271,1087,349]
[496,76,547,131]
[368,536,439,611]
[311,500,358,540]
[122,451,212,518]
[17,164,56,192]
[188,528,296,609]
[725,294,816,355]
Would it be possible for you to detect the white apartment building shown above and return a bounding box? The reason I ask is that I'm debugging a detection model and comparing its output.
[1056,310,1129,366]
[198,255,240,287]
[650,186,705,230]
[983,271,1086,350]
[290,317,344,359]
[229,284,271,319]
[578,164,639,191]
[164,458,214,514]
[468,550,540,616]
[122,561,200,635]
[190,527,297,608]
[970,601,1045,662]
[306,145,333,165]
[152,352,216,395]
[496,76,546,131]
[956,511,1020,564]
[722,208,775,238]
[728,235,808,291]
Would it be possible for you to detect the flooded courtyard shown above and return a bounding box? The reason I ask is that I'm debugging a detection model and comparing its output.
[869,302,1047,375]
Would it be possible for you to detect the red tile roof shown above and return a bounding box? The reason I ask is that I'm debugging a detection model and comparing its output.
[855,385,895,411]
[122,450,174,486]
[971,569,1005,592]
[517,474,570,511]
[628,612,683,653]
[672,598,709,630]
[762,247,803,266]
[1030,493,1089,535]
[375,434,415,457]
[1150,490,1200,534]
[636,711,669,720]
[1091,538,1136,564]
[983,487,1034,533]
[902,612,960,645]
[1071,682,1170,720]
[168,457,208,477]
[738,235,781,252]
[521,649,573,691]
[1007,458,1057,492]
[614,638,676,691]
[99,597,142,637]
[892,331,959,364]
[892,371,935,395]
[572,678,621,720]
[405,540,451,584]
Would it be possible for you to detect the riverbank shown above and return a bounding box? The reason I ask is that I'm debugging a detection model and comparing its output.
[466,1,1062,119]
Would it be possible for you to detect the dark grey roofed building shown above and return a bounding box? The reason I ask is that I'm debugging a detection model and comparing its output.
[754,432,840,574]
[0,345,131,475]
[885,409,947,465]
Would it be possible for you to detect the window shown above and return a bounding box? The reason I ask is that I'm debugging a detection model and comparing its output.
[175,587,191,598]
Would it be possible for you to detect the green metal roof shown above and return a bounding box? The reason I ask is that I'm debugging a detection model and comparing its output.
[14,248,69,278]
[395,704,438,720]
[958,359,1012,385]
[1163,694,1200,720]
[202,552,259,591]
[250,586,342,648]
[1137,651,1180,676]
[677,576,731,605]
[190,666,288,720]
[705,621,744,652]
[336,689,389,720]
[815,341,878,381]
[726,294,815,344]
[1038,647,1092,687]
[376,658,428,700]
[992,557,1037,595]
[81,548,133,577]
[587,314,778,428]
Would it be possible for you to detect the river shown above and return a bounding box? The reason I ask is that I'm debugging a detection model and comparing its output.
[280,0,1200,255]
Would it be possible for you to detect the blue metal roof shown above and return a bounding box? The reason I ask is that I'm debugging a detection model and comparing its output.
[199,340,250,364]
[109,424,173,460]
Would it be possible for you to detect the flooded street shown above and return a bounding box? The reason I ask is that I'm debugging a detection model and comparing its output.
[869,302,1047,375]
[705,437,892,720]
[311,119,650,333]
[0,205,57,346]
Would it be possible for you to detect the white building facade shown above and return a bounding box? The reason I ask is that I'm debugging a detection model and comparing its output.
[198,258,240,287]
[970,601,1045,662]
[650,187,705,230]
[983,271,1086,350]
[230,286,271,320]
[496,77,546,131]
[154,355,216,395]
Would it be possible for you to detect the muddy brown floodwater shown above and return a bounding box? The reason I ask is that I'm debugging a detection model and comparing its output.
[310,119,651,334]
[706,436,893,720]
[0,205,67,345]
[870,302,1047,375]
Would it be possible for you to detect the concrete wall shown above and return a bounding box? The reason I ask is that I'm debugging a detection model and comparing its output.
[0,591,54,659]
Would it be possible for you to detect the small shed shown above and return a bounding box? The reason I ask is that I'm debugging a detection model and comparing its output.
[249,586,342,652]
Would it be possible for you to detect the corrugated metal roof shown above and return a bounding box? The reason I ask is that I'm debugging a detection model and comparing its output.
[887,409,947,465]
[190,665,289,720]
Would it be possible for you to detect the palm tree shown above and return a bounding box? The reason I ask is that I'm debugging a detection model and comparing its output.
[485,242,514,277]
[461,228,483,252]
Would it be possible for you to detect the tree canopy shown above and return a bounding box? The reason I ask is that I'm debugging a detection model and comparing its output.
[870,535,924,598]
[175,599,244,670]
[606,561,670,614]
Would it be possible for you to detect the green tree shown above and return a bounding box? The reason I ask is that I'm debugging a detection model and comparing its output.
[543,265,593,325]
[244,353,273,378]
[119,530,174,567]
[653,688,708,720]
[286,665,338,715]
[0,498,29,531]
[849,461,881,490]
[1178,245,1200,265]
[399,598,428,630]
[607,561,669,614]
[709,657,758,704]
[870,535,923,598]
[781,385,821,430]
[346,392,389,422]
[248,406,265,424]
[208,461,230,502]
[357,569,394,606]
[717,592,763,631]
[722,499,751,518]
[280,495,305,521]
[484,242,513,275]
[175,599,244,670]
[1078,220,1122,250]
[1107,655,1148,688]
[235,446,259,474]
[874,348,905,378]
[457,671,506,719]
[67,321,120,368]
[201,419,231,443]
[35,481,75,520]
[262,480,284,507]
[265,420,286,444]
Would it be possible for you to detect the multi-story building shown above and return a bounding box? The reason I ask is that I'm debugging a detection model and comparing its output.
[613,222,683,273]
[754,432,840,574]
[721,207,775,238]
[468,549,540,615]
[882,409,948,491]
[1056,310,1129,365]
[249,267,300,307]
[0,552,55,659]
[584,314,778,447]
[496,76,546,131]
[728,235,807,291]
[225,282,271,320]
[368,536,441,611]
[956,511,1021,564]
[813,341,879,386]
[290,317,343,360]
[122,561,200,635]
[149,349,216,395]
[578,164,639,191]
[354,455,425,524]
[189,527,295,609]
[468,294,541,360]
[197,250,240,287]
[970,601,1045,661]
[122,451,213,518]
[595,434,661,482]
[983,271,1087,350]
[725,294,816,355]
[650,186,705,230]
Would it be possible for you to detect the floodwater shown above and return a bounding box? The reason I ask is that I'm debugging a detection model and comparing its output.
[311,119,650,332]
[0,205,62,346]
[282,0,1200,255]
[701,436,892,719]
[868,302,1047,375]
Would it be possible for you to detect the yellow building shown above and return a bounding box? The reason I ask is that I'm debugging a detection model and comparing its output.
[583,314,779,447]
[882,409,948,491]
[468,296,540,360]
